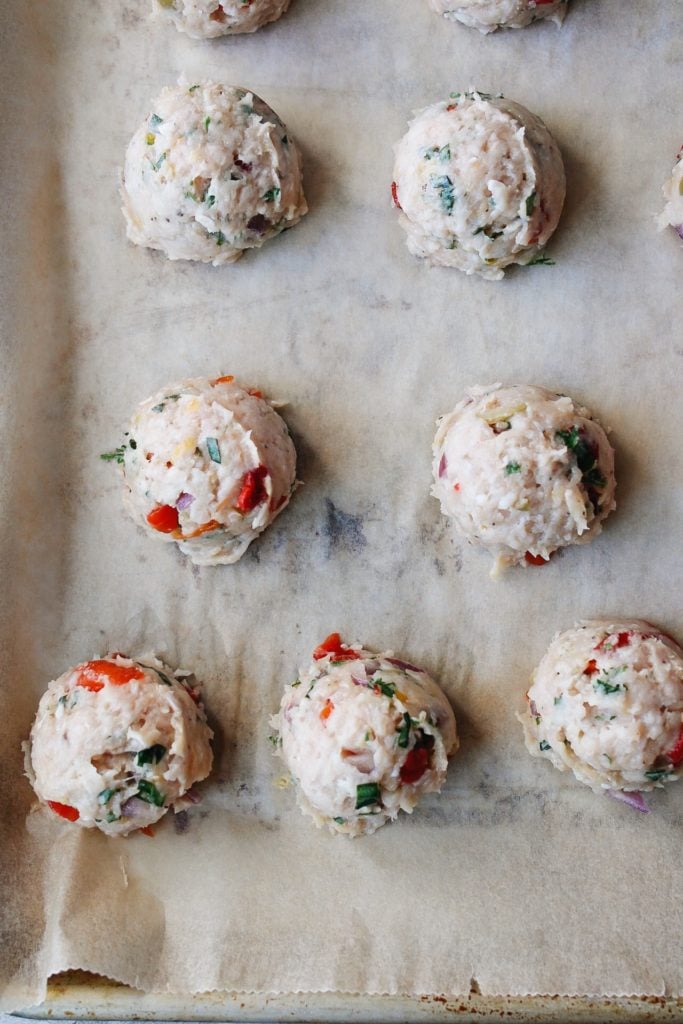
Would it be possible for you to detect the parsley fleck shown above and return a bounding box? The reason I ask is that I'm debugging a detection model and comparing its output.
[539,740,551,751]
[262,187,281,202]
[210,230,226,246]
[355,782,381,810]
[206,437,221,463]
[527,252,555,266]
[430,174,455,214]
[593,675,623,696]
[97,788,118,805]
[553,695,563,706]
[149,113,163,129]
[137,780,165,807]
[373,678,396,699]
[188,84,200,93]
[525,191,537,218]
[152,151,167,172]
[505,462,521,475]
[204,116,211,132]
[290,679,301,688]
[100,446,126,464]
[333,817,346,825]
[136,744,167,767]
[645,768,670,782]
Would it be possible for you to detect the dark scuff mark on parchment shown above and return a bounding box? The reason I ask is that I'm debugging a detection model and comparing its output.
[323,499,367,558]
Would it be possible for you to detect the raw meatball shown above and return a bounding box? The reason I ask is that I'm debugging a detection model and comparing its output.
[520,622,683,794]
[432,384,616,575]
[428,0,567,33]
[121,81,307,265]
[153,0,291,37]
[272,633,458,836]
[392,90,565,279]
[107,375,297,566]
[657,147,683,240]
[25,655,213,836]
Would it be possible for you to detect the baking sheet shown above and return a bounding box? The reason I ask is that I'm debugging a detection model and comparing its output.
[1,0,683,1012]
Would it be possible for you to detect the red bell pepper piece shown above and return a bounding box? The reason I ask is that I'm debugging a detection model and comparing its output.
[146,504,180,534]
[525,552,549,566]
[400,746,430,785]
[312,633,361,662]
[667,724,683,766]
[391,181,402,210]
[236,466,268,513]
[76,659,144,692]
[47,801,80,822]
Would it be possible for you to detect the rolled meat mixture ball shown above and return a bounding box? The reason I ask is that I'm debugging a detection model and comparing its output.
[657,147,683,241]
[520,622,683,795]
[392,90,565,279]
[153,0,291,37]
[427,0,567,33]
[107,375,297,566]
[432,384,616,575]
[25,655,213,836]
[272,633,458,836]
[121,81,307,265]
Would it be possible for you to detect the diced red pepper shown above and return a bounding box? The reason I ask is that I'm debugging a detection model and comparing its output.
[47,800,80,822]
[453,482,460,492]
[391,181,402,210]
[666,724,683,766]
[140,825,155,837]
[236,465,268,513]
[247,388,263,399]
[212,374,234,385]
[146,504,180,534]
[400,746,430,785]
[595,630,634,652]
[320,699,334,721]
[525,552,549,566]
[76,659,145,692]
[312,633,361,662]
[583,659,598,676]
[209,3,226,20]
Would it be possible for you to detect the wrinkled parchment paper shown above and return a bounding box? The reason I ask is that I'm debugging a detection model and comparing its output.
[1,0,682,1011]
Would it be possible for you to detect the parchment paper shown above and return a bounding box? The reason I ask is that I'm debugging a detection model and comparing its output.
[1,0,682,1011]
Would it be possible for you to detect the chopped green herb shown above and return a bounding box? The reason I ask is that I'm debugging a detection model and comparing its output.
[188,84,200,93]
[423,144,451,162]
[594,676,623,696]
[374,678,396,699]
[204,116,211,132]
[152,151,167,172]
[645,768,670,782]
[149,113,163,129]
[553,695,563,706]
[539,740,551,751]
[430,174,455,214]
[57,694,68,708]
[152,403,165,413]
[355,782,381,810]
[262,187,281,202]
[206,194,216,207]
[333,817,346,825]
[268,733,281,747]
[505,462,521,475]
[206,437,221,463]
[100,446,126,464]
[210,230,226,246]
[527,252,555,266]
[98,788,118,805]
[290,679,301,688]
[397,712,411,749]
[136,744,167,767]
[137,780,165,807]
[534,715,541,725]
[105,812,121,823]
[525,191,537,218]
[449,90,501,101]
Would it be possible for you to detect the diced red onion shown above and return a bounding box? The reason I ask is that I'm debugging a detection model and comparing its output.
[363,660,380,674]
[676,224,683,241]
[351,675,367,687]
[176,492,195,510]
[121,796,152,819]
[438,453,447,478]
[605,789,650,814]
[385,657,423,673]
[182,786,201,805]
[528,699,539,717]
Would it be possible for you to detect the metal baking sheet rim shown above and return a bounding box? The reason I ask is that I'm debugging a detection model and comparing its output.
[14,972,683,1022]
